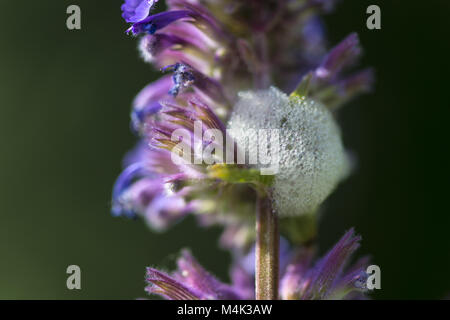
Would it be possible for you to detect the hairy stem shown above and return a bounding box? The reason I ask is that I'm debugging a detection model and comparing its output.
[255,195,279,300]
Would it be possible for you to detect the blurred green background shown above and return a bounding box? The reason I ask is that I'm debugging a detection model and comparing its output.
[0,1,449,299]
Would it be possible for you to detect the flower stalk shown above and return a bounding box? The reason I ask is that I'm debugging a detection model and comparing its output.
[255,194,279,300]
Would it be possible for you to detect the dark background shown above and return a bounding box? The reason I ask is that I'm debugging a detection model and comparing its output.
[0,1,449,299]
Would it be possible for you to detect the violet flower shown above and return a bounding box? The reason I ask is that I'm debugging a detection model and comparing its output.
[127,10,194,35]
[114,0,371,227]
[121,0,158,23]
[112,142,203,228]
[145,229,370,300]
[146,250,246,300]
[114,0,375,300]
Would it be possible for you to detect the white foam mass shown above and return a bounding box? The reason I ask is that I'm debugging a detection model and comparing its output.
[227,87,350,216]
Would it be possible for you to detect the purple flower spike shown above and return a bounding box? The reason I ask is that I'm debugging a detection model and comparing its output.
[115,0,376,287]
[315,33,361,80]
[121,0,158,23]
[127,10,193,35]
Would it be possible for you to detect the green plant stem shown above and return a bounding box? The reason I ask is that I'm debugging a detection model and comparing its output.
[255,195,279,300]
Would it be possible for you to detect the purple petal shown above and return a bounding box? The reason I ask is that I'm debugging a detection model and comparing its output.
[167,0,229,40]
[230,265,254,300]
[139,34,188,62]
[121,0,158,23]
[127,10,193,35]
[111,162,148,217]
[112,176,167,219]
[315,33,361,80]
[162,22,216,52]
[133,76,172,111]
[175,250,242,300]
[188,98,226,133]
[331,256,370,298]
[338,68,375,97]
[144,193,190,230]
[122,141,149,168]
[280,248,314,300]
[145,267,201,300]
[302,228,361,299]
[131,76,172,131]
